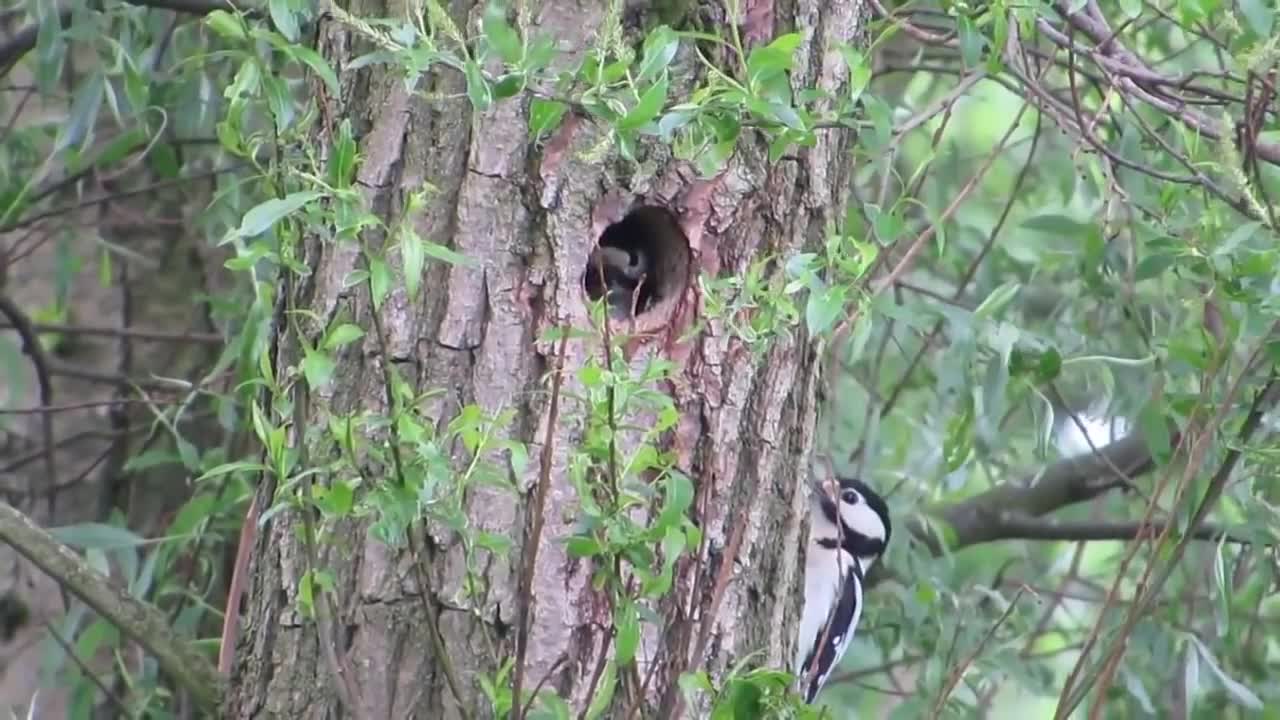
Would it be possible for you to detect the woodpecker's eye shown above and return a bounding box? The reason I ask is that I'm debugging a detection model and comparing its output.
[840,489,860,505]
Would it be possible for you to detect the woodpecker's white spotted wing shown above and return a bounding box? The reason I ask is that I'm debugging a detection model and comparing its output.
[799,553,865,703]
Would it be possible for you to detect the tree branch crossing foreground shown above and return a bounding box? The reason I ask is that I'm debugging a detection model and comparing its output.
[901,429,1266,564]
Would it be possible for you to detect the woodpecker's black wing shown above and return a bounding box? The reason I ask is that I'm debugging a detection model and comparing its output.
[801,556,865,703]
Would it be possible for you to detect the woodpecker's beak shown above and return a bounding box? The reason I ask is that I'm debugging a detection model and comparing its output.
[806,459,839,499]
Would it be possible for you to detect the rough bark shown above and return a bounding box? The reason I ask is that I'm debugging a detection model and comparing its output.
[228,1,867,717]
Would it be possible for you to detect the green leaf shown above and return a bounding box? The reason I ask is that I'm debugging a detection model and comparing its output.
[1212,534,1230,637]
[94,128,144,169]
[657,472,694,530]
[746,96,805,131]
[805,284,845,335]
[638,25,679,82]
[176,436,201,471]
[957,16,984,66]
[530,691,571,720]
[317,479,355,516]
[712,678,762,720]
[619,75,669,131]
[1188,635,1263,709]
[1118,0,1142,18]
[122,448,180,473]
[1134,251,1178,282]
[49,523,147,550]
[368,254,391,310]
[839,45,871,103]
[746,32,801,86]
[402,229,424,299]
[269,0,300,41]
[328,120,358,188]
[1137,400,1172,465]
[943,402,975,471]
[298,569,316,615]
[530,98,567,137]
[205,10,247,40]
[475,531,513,556]
[482,1,523,63]
[194,460,268,483]
[972,281,1021,320]
[230,191,323,241]
[614,602,640,665]
[1214,220,1262,256]
[1238,0,1274,36]
[465,60,492,111]
[149,142,180,178]
[1122,667,1156,714]
[323,323,365,350]
[566,535,602,558]
[302,348,336,389]
[97,246,113,288]
[290,45,341,96]
[1021,213,1092,236]
[1037,347,1062,383]
[657,109,695,139]
[56,72,105,153]
[643,525,686,597]
[508,441,528,478]
[422,239,474,266]
[583,661,616,720]
[678,670,713,701]
[981,352,1010,440]
[524,35,557,72]
[492,74,525,100]
[263,74,295,128]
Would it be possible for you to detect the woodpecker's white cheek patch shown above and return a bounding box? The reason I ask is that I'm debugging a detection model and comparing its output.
[839,498,886,541]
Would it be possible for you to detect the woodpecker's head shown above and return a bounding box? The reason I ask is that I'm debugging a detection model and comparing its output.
[583,244,651,316]
[810,476,891,568]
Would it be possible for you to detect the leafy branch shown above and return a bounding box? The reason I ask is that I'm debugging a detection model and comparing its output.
[0,501,224,712]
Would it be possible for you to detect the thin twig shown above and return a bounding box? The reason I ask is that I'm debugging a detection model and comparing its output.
[510,330,570,720]
[870,109,1043,438]
[929,586,1027,717]
[359,257,471,718]
[43,621,132,716]
[0,397,181,415]
[0,321,223,344]
[988,515,1261,546]
[218,493,258,675]
[0,295,58,511]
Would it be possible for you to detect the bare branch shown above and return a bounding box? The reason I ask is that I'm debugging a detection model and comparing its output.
[909,431,1162,555]
[0,321,222,344]
[982,515,1263,546]
[0,501,224,711]
[0,294,57,502]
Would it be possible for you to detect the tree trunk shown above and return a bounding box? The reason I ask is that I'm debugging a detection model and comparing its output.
[228,1,866,717]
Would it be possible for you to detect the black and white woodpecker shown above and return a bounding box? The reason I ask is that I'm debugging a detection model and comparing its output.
[584,244,650,316]
[795,475,892,703]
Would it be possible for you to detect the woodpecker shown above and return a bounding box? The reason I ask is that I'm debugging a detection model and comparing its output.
[796,476,892,703]
[583,244,650,316]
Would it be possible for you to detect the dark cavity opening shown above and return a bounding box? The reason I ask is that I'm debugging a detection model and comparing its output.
[582,205,690,320]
